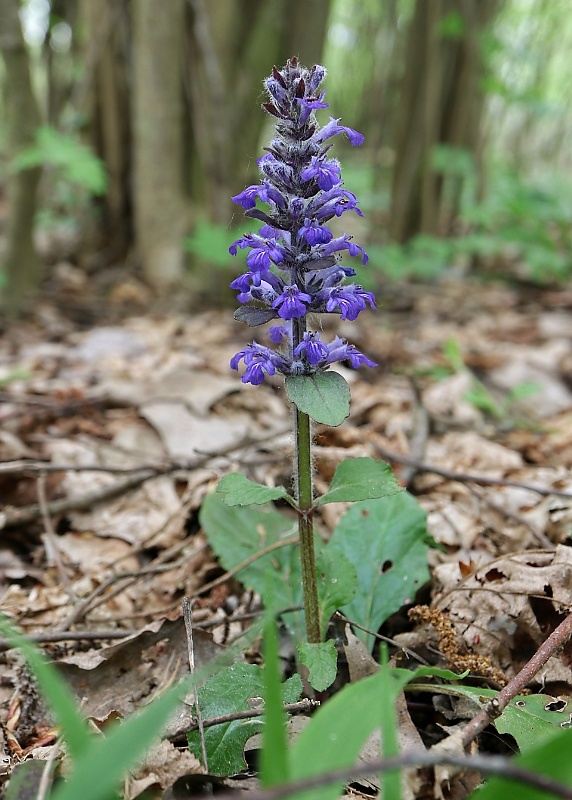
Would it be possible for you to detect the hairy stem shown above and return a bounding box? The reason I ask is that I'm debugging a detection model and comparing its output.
[295,406,320,643]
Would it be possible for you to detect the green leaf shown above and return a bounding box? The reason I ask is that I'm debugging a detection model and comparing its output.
[315,547,357,638]
[52,681,189,800]
[316,458,401,506]
[187,663,302,776]
[297,640,338,692]
[289,663,469,800]
[199,492,305,639]
[200,493,356,642]
[469,727,572,800]
[330,494,430,650]
[261,617,290,786]
[0,615,92,760]
[427,685,570,753]
[285,372,350,426]
[216,473,293,507]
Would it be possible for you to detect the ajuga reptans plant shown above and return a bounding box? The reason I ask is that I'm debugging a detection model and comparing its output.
[229,58,377,644]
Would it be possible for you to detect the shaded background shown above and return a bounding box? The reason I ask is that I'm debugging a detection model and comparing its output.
[1,0,572,317]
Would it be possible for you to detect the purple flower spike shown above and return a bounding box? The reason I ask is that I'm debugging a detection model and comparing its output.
[229,58,376,383]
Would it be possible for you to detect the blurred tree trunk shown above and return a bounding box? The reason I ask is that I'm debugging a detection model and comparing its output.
[186,0,330,223]
[389,0,499,243]
[132,0,189,287]
[0,0,42,314]
[80,0,132,262]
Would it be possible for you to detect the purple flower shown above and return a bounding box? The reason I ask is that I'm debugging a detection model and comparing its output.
[310,188,364,221]
[320,234,368,264]
[268,324,289,343]
[294,332,329,365]
[301,157,341,191]
[325,284,377,321]
[316,117,365,147]
[296,91,329,125]
[272,285,312,319]
[325,336,377,368]
[298,218,333,245]
[232,185,262,209]
[230,343,288,385]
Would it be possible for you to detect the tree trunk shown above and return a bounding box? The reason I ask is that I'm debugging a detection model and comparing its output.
[132,0,188,287]
[388,0,499,243]
[79,0,132,261]
[0,0,42,315]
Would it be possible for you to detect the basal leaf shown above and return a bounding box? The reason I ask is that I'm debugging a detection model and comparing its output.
[316,458,401,506]
[330,494,430,650]
[316,547,357,638]
[187,663,302,776]
[296,640,338,692]
[285,372,350,426]
[216,473,292,507]
[200,492,305,640]
[200,492,356,642]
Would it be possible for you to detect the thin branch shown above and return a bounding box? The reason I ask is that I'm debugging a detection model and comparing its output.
[183,597,208,771]
[373,443,572,499]
[461,608,572,748]
[0,427,290,530]
[178,699,318,737]
[209,750,572,800]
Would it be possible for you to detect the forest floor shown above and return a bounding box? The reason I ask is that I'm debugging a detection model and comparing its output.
[1,271,572,798]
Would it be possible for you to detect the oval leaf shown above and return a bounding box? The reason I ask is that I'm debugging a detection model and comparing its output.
[316,457,401,506]
[217,473,292,506]
[296,640,338,692]
[285,372,350,426]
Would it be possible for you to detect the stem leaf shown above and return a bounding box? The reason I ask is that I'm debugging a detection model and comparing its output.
[316,457,402,506]
[217,473,293,506]
[296,640,338,692]
[285,372,350,426]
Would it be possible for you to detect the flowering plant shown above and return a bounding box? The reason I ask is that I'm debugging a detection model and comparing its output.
[220,59,398,648]
[229,57,377,389]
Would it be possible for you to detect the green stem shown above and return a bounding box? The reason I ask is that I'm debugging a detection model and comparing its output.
[295,406,320,644]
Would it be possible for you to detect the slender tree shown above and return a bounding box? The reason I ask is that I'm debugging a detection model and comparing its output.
[132,0,189,286]
[0,0,42,314]
[389,0,499,243]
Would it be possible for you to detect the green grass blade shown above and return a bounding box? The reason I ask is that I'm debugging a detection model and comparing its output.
[0,615,91,760]
[260,615,290,787]
[51,678,188,800]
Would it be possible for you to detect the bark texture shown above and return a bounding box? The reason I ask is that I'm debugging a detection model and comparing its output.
[0,0,42,314]
[132,0,188,287]
[389,0,498,243]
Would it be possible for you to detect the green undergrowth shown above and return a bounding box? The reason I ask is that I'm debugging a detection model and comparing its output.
[3,456,572,798]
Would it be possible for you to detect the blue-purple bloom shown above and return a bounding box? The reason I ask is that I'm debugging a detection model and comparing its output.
[229,57,377,385]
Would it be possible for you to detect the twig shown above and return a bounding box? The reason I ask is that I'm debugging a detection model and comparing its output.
[461,608,572,748]
[373,443,572,499]
[37,472,73,592]
[334,613,430,666]
[0,427,290,530]
[35,737,62,800]
[182,597,208,771]
[208,750,572,800]
[0,468,161,529]
[401,377,430,487]
[179,699,318,736]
